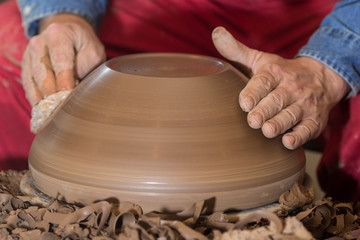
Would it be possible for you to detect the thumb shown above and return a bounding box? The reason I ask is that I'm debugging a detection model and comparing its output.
[212,26,261,72]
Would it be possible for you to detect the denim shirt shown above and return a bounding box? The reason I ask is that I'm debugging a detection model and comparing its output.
[298,0,360,97]
[16,0,108,37]
[17,0,360,97]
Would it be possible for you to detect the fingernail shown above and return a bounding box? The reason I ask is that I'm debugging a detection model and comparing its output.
[212,26,227,37]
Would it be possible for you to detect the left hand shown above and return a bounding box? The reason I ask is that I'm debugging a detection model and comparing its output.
[21,13,106,106]
[212,27,349,149]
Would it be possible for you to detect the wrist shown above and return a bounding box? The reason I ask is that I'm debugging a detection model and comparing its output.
[297,56,349,105]
[39,13,95,34]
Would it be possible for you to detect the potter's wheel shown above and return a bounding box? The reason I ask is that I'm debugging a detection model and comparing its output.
[28,53,305,213]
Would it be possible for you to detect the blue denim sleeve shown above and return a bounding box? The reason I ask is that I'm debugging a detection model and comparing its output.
[17,0,108,38]
[298,0,360,97]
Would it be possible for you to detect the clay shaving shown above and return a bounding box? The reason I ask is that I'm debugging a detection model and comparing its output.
[1,170,360,239]
[279,182,315,211]
[30,90,72,133]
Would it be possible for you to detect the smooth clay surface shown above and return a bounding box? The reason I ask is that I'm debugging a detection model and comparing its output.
[28,53,305,213]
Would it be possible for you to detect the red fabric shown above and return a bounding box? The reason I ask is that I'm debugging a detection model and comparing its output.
[99,0,336,59]
[318,96,360,202]
[0,0,33,170]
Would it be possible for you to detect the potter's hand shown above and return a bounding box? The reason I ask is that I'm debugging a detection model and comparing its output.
[22,14,106,106]
[212,26,349,150]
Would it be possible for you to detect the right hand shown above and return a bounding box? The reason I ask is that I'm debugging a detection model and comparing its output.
[21,14,106,106]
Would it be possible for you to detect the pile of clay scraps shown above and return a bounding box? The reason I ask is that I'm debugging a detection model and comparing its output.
[1,170,360,240]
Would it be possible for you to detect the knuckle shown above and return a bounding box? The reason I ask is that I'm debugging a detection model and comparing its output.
[298,120,318,139]
[89,50,103,64]
[269,90,284,108]
[50,50,74,74]
[254,75,272,91]
[254,106,269,121]
[46,22,66,34]
[283,108,298,126]
[264,62,286,82]
[300,124,312,138]
[51,50,72,64]
[28,35,42,49]
[288,81,302,92]
[88,45,106,65]
[267,62,284,75]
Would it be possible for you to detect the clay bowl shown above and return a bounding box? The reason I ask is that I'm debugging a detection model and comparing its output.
[28,53,305,213]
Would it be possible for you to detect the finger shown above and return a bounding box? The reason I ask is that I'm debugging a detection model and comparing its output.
[246,87,292,129]
[261,103,303,138]
[29,36,56,97]
[282,119,319,150]
[75,42,106,79]
[21,46,42,106]
[212,26,261,72]
[46,34,76,91]
[239,71,280,112]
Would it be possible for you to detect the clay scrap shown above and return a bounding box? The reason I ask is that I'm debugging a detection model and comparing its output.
[1,170,360,239]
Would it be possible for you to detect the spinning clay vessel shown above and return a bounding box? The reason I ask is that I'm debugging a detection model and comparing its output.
[28,53,305,213]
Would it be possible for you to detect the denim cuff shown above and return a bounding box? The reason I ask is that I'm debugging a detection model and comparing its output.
[298,26,360,98]
[17,0,108,38]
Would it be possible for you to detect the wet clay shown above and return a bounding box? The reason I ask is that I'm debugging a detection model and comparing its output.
[28,53,305,213]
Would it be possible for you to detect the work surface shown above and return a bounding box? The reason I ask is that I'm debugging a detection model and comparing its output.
[0,170,359,240]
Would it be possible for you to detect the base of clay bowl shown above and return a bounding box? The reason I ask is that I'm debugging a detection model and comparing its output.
[28,53,306,213]
[20,171,53,206]
[233,172,313,218]
[28,164,305,213]
[21,171,312,215]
